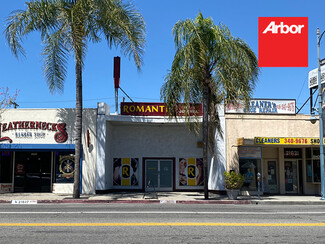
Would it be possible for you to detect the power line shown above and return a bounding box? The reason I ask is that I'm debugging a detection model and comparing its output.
[296,73,308,103]
[15,96,161,105]
[16,97,116,104]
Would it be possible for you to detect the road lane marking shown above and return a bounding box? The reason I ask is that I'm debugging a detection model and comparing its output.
[1,211,325,215]
[0,223,324,227]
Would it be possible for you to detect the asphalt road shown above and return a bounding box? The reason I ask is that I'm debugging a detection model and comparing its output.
[0,203,325,243]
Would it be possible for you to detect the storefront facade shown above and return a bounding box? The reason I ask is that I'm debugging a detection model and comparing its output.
[4,98,318,196]
[225,99,322,195]
[0,108,97,194]
[96,102,226,193]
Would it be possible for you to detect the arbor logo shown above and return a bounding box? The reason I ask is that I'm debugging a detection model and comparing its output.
[258,17,308,67]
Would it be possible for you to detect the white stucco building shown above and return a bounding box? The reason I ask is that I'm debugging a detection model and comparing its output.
[0,108,97,194]
[96,102,226,193]
[0,102,226,194]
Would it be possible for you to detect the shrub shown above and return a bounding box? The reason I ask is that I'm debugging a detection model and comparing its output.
[224,171,245,189]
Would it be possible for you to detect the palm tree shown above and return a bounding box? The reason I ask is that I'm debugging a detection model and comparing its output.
[5,0,145,198]
[161,13,259,199]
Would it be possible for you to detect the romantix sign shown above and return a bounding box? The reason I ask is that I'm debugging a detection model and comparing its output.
[120,102,203,116]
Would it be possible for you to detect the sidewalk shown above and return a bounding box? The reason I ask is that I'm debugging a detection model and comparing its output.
[1,192,325,205]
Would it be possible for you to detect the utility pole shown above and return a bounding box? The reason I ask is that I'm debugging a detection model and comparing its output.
[317,28,325,200]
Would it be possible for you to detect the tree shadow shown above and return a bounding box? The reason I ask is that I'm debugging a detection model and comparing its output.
[56,108,97,194]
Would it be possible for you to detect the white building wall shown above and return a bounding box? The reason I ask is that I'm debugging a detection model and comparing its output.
[109,122,203,190]
[96,103,109,191]
[208,106,226,190]
[96,104,226,192]
[0,108,97,194]
[80,109,97,194]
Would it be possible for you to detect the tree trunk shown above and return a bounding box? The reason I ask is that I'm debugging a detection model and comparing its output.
[203,84,209,199]
[73,60,83,199]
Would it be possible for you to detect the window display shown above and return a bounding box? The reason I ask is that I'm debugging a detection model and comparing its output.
[55,152,75,184]
[178,158,204,186]
[239,159,261,191]
[306,148,322,183]
[113,158,139,186]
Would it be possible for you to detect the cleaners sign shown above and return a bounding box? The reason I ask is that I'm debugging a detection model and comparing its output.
[225,99,296,115]
[255,137,325,145]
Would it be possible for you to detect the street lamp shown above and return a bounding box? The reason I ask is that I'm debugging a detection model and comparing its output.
[309,108,318,124]
[317,28,325,200]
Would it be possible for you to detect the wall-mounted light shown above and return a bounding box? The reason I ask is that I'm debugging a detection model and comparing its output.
[306,108,318,124]
[237,137,244,146]
[197,141,203,148]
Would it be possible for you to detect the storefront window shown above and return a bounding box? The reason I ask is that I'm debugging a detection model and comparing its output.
[313,160,321,182]
[239,159,262,191]
[55,152,75,183]
[0,151,12,183]
[306,148,322,183]
[113,158,139,186]
[238,146,262,191]
[306,160,313,182]
[306,148,312,159]
[267,161,277,192]
[313,149,320,158]
[178,158,204,187]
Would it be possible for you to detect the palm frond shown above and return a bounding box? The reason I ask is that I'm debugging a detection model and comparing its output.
[161,12,259,154]
[42,30,69,93]
[94,0,146,69]
[4,10,27,58]
[4,0,61,58]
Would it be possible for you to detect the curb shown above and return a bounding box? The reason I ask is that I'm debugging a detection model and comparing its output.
[0,199,251,205]
[1,199,324,205]
[252,200,325,205]
[175,200,250,204]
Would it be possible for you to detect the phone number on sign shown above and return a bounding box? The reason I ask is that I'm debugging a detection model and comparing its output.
[283,138,309,144]
[283,138,324,144]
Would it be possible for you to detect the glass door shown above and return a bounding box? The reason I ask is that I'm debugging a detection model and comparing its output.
[145,159,173,191]
[145,160,159,190]
[284,161,298,194]
[267,160,277,193]
[160,160,172,189]
[14,152,52,192]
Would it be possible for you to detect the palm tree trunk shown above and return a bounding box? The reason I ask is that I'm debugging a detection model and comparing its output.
[73,60,82,199]
[203,84,209,199]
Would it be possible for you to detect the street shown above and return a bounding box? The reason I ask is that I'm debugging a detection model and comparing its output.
[0,203,325,243]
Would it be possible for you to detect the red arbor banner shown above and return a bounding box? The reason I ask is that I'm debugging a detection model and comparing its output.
[258,17,308,67]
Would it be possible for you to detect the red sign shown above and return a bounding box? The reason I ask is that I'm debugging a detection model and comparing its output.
[121,102,203,116]
[258,17,308,67]
[114,56,120,88]
[0,121,68,143]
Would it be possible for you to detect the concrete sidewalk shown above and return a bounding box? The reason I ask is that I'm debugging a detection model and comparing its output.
[1,192,325,205]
